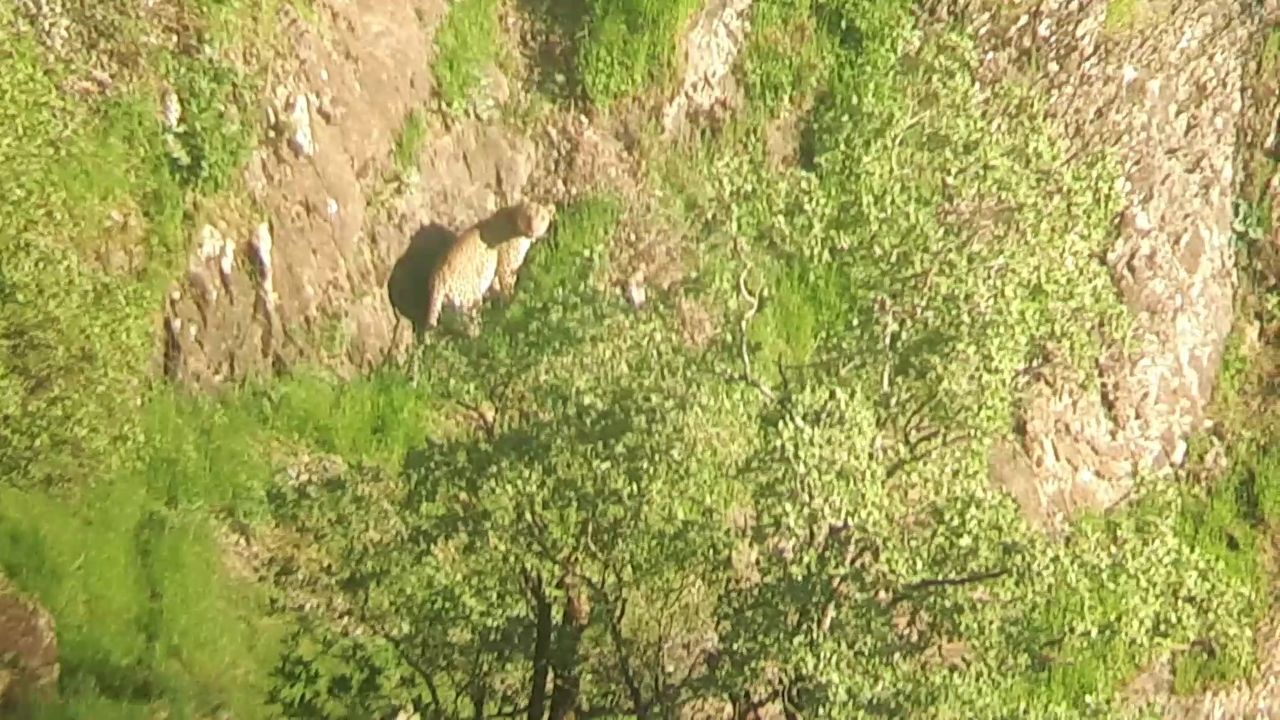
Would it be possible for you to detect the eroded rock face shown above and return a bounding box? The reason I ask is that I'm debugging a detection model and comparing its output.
[161,0,540,386]
[662,0,753,136]
[962,0,1251,529]
[0,576,59,710]
[164,0,443,386]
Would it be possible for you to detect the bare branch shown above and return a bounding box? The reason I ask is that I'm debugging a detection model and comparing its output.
[891,568,1009,606]
[456,398,498,441]
[818,535,866,635]
[737,267,777,401]
[885,431,971,480]
[603,596,648,717]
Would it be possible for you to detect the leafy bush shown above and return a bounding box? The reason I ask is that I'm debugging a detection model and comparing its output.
[256,4,1261,717]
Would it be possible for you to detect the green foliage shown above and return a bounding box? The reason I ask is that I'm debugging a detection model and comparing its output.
[271,617,426,718]
[1104,0,1145,33]
[434,0,502,113]
[268,196,760,717]
[244,367,448,468]
[1262,26,1280,74]
[0,390,283,718]
[392,108,428,174]
[740,0,833,109]
[520,0,701,105]
[0,1,284,716]
[3,0,1276,716]
[162,51,259,194]
[0,24,165,488]
[576,0,701,107]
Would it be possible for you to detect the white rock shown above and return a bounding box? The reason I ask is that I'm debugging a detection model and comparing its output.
[162,88,182,130]
[219,238,236,279]
[624,272,647,309]
[288,94,316,157]
[198,225,224,261]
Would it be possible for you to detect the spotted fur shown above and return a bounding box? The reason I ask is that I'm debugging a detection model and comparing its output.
[491,201,555,300]
[424,201,555,329]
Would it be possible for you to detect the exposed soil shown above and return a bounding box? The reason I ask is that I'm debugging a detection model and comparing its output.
[0,574,59,711]
[160,0,743,386]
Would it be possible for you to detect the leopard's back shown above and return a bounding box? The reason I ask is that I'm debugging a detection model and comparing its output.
[423,201,555,329]
[425,230,499,327]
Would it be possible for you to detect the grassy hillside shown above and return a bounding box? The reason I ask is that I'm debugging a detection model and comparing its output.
[1,0,1277,717]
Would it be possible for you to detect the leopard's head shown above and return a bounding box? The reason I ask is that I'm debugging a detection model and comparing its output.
[516,201,556,240]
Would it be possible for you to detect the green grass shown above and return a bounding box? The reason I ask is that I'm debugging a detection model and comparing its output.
[1105,0,1143,31]
[1165,394,1280,693]
[391,108,428,174]
[0,17,173,488]
[518,0,701,106]
[433,0,503,113]
[0,1,289,715]
[0,366,458,716]
[1104,0,1168,35]
[242,368,449,468]
[0,393,283,718]
[1261,26,1280,75]
[576,0,701,107]
[0,0,266,489]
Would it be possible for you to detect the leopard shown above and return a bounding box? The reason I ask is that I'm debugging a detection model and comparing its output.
[489,200,556,302]
[424,200,555,332]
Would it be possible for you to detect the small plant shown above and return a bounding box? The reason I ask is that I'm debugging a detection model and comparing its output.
[433,0,503,113]
[1103,0,1167,35]
[577,0,701,107]
[391,108,428,175]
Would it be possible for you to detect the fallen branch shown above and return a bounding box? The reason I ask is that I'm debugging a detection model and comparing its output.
[890,568,1009,606]
[736,267,776,401]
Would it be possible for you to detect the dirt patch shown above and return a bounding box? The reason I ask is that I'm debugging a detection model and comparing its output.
[944,0,1254,530]
[0,574,59,711]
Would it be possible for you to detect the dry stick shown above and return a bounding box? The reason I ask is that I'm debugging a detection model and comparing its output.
[890,568,1009,607]
[819,539,864,635]
[737,267,777,402]
[729,234,777,402]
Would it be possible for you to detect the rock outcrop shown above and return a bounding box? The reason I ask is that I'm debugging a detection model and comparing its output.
[0,575,60,711]
[961,0,1251,530]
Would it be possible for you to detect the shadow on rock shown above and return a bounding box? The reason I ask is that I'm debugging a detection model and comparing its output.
[388,223,456,335]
